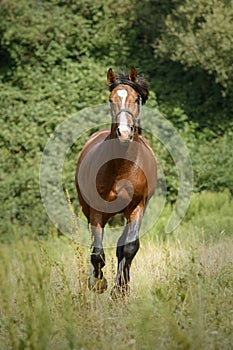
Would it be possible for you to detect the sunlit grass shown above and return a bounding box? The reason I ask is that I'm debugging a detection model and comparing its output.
[130,235,233,349]
[0,192,233,349]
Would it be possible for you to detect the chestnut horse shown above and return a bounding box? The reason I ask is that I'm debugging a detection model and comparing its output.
[75,67,157,298]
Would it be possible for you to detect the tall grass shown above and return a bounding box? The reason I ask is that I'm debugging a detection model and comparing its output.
[0,192,232,349]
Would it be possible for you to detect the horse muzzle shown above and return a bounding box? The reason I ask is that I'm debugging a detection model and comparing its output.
[116,126,134,142]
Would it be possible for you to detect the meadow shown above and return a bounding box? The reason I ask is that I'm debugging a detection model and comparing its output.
[1,2,233,349]
[0,191,233,350]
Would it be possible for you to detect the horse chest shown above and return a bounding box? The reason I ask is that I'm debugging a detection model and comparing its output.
[97,172,146,204]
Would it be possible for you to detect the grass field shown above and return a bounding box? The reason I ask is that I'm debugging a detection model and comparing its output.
[0,191,233,350]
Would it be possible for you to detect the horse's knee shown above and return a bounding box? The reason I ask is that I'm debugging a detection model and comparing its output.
[123,239,140,260]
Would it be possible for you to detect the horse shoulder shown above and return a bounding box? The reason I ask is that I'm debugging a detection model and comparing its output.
[77,129,110,164]
[139,135,156,158]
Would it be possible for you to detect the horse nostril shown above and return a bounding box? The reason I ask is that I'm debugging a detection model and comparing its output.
[117,127,121,136]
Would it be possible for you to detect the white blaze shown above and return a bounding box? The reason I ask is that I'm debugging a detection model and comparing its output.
[117,89,130,133]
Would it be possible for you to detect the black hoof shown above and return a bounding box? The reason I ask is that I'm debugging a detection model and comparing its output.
[88,276,108,294]
[109,284,130,302]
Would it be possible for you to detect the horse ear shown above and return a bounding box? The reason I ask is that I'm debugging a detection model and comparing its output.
[128,67,138,83]
[107,68,117,86]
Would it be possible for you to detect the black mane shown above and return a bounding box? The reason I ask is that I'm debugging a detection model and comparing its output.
[109,72,149,104]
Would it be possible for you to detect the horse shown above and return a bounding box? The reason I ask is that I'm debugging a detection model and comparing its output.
[75,67,157,298]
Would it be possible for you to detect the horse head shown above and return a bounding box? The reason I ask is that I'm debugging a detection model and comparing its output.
[107,67,149,143]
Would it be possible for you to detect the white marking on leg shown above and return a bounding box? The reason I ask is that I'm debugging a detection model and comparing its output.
[117,257,126,283]
[89,263,95,285]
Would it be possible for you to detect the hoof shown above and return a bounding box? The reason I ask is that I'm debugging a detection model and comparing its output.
[109,284,130,302]
[88,276,108,294]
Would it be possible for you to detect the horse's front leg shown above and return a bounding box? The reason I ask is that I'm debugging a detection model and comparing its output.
[112,207,143,298]
[88,215,108,294]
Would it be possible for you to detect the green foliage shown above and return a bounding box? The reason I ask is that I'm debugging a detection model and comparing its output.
[183,191,233,238]
[155,0,233,89]
[151,61,231,131]
[148,190,233,243]
[192,131,233,193]
[0,58,108,236]
[0,0,136,72]
[151,0,233,131]
[0,0,232,237]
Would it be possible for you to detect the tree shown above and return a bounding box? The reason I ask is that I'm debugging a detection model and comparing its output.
[155,0,233,90]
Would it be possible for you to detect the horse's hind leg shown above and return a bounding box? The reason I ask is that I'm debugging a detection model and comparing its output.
[111,207,143,299]
[114,231,139,298]
[88,218,108,293]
